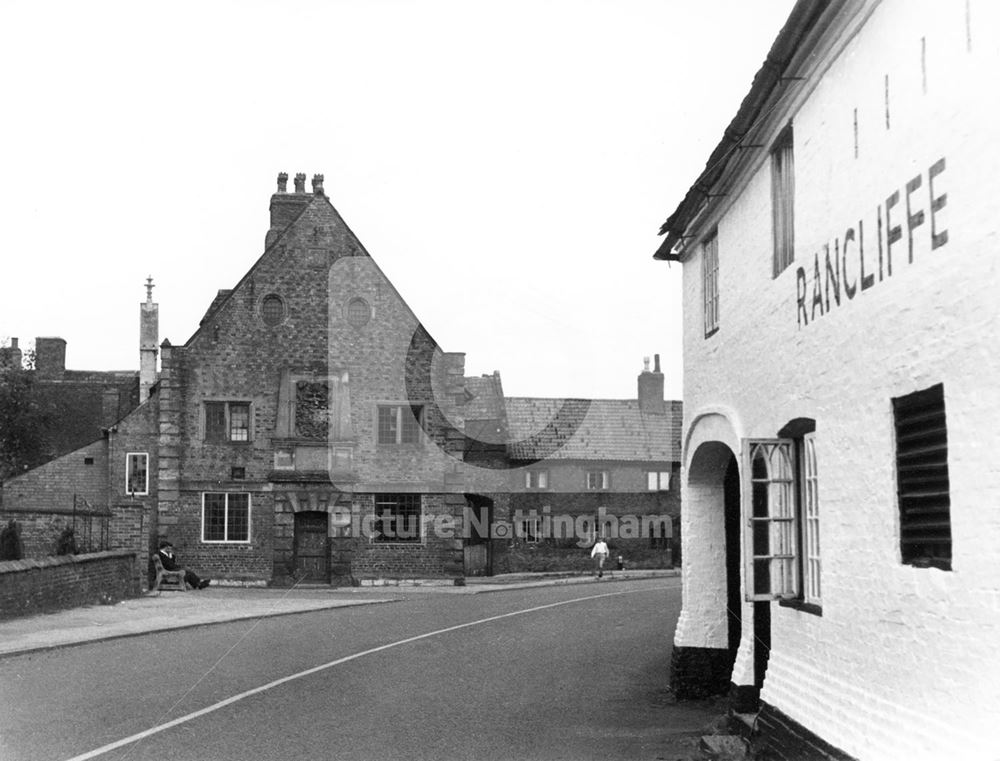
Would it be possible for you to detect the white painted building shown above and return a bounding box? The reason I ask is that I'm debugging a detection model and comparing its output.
[653,1,999,759]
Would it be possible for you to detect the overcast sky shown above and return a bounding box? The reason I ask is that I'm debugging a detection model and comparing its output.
[0,0,794,401]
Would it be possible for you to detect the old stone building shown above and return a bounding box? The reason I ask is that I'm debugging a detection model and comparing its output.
[154,172,469,584]
[3,173,682,588]
[653,1,999,759]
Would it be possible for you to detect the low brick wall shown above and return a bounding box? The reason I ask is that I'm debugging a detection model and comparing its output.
[495,541,674,574]
[0,551,141,620]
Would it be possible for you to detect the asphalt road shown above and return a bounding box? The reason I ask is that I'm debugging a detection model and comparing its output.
[0,578,720,761]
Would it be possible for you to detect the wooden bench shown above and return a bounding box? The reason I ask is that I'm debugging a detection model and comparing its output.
[151,552,189,592]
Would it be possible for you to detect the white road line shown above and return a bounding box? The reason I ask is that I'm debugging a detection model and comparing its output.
[64,584,674,761]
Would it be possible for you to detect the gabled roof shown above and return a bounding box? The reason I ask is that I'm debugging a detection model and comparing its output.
[653,0,833,260]
[506,397,681,462]
[462,373,506,421]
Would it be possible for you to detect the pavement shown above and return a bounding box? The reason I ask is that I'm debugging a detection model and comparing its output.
[0,569,678,659]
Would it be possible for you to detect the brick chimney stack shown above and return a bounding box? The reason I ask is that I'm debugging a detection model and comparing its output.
[638,353,665,414]
[268,171,313,247]
[0,337,22,370]
[34,337,66,379]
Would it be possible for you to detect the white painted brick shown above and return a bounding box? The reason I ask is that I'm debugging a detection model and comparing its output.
[675,1,1000,758]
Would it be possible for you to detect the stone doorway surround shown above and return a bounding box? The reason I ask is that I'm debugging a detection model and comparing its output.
[273,488,354,584]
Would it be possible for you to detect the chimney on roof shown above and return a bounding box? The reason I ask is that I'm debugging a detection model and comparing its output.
[268,171,313,246]
[312,174,325,196]
[638,353,665,414]
[140,277,159,403]
[35,337,66,380]
[0,337,23,370]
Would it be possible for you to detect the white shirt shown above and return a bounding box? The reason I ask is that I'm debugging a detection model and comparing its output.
[591,540,609,557]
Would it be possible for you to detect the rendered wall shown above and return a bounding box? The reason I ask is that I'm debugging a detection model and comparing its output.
[678,1,999,758]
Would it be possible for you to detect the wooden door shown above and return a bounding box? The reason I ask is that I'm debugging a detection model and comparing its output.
[294,511,330,582]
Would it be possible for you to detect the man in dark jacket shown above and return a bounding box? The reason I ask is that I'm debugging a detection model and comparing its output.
[157,541,210,589]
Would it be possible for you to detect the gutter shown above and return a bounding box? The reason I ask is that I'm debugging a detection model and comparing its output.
[653,0,833,261]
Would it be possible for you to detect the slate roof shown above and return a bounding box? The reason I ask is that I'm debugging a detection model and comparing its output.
[33,372,140,464]
[505,397,681,463]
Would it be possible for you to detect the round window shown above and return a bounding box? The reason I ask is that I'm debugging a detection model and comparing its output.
[261,294,285,326]
[347,297,371,328]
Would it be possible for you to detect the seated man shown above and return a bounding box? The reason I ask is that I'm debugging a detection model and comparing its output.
[157,541,211,589]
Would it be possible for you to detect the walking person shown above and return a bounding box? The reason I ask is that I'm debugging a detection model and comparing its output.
[591,537,609,578]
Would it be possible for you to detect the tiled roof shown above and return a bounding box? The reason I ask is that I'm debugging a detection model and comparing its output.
[34,373,140,462]
[505,397,681,462]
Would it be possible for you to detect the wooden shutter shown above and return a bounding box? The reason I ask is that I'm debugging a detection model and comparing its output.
[893,384,951,570]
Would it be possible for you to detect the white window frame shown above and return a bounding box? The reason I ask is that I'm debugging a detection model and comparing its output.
[703,232,719,336]
[585,471,609,490]
[201,492,252,544]
[647,471,670,491]
[802,432,821,605]
[743,439,798,601]
[125,452,149,495]
[743,437,821,606]
[524,469,549,490]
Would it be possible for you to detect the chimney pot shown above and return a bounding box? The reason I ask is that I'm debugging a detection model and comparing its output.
[643,356,650,373]
[10,338,17,349]
[312,173,325,195]
[637,352,665,414]
[277,172,288,193]
[293,173,306,193]
[654,354,661,373]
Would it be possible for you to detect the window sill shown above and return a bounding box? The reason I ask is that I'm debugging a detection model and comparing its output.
[704,327,719,339]
[778,598,822,616]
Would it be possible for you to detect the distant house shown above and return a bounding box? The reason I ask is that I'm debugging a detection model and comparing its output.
[0,336,145,557]
[652,1,998,759]
[462,357,682,574]
[0,336,141,469]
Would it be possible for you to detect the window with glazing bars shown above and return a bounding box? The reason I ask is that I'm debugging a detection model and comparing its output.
[376,405,423,445]
[125,452,148,495]
[893,383,951,570]
[703,232,719,336]
[771,128,795,276]
[744,440,798,600]
[202,492,250,542]
[373,494,422,543]
[205,402,251,442]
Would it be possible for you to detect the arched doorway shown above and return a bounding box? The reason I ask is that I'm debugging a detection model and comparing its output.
[672,439,742,698]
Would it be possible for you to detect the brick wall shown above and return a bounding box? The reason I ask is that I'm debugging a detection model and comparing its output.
[0,551,140,620]
[674,2,1000,759]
